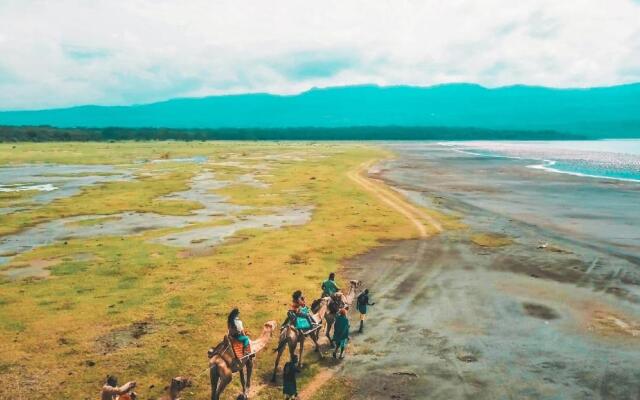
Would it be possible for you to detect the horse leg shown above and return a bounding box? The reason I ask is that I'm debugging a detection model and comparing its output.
[239,368,247,398]
[271,341,285,382]
[287,337,299,371]
[246,358,253,392]
[326,319,335,348]
[210,366,220,400]
[311,330,323,356]
[216,372,232,400]
[298,336,305,368]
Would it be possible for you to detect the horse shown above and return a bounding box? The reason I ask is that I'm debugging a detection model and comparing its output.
[208,321,276,400]
[271,297,330,382]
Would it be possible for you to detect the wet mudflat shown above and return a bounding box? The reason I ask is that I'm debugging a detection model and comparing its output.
[342,144,640,399]
[0,164,132,214]
[0,159,311,273]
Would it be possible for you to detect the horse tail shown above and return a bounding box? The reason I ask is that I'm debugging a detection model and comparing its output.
[273,329,288,353]
[310,298,323,313]
[274,338,287,353]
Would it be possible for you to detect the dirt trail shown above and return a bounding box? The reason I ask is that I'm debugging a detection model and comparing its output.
[347,160,442,237]
[297,160,443,399]
[298,368,338,399]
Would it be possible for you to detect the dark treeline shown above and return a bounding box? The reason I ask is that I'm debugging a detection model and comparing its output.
[0,125,590,142]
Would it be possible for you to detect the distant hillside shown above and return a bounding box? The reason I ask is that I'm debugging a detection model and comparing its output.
[1,83,639,138]
[0,125,588,142]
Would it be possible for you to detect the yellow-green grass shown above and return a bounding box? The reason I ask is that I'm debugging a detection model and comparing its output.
[64,215,124,227]
[0,142,226,165]
[0,189,40,208]
[0,142,419,399]
[471,232,513,247]
[38,171,123,178]
[309,376,354,400]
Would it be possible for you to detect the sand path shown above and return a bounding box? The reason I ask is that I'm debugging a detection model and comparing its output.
[347,160,442,237]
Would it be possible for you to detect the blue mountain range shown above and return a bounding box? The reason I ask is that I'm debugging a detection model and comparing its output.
[1,83,639,137]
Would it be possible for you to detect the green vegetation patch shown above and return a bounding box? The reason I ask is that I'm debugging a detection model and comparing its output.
[471,232,513,247]
[0,169,201,237]
[0,189,39,207]
[65,215,123,227]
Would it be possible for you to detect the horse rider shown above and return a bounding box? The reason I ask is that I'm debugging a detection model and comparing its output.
[227,308,251,356]
[101,375,136,400]
[283,290,317,330]
[321,272,341,297]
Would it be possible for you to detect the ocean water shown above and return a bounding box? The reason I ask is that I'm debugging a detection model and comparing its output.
[441,140,640,182]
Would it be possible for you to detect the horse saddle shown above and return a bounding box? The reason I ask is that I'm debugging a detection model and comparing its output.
[228,336,248,359]
[295,317,312,330]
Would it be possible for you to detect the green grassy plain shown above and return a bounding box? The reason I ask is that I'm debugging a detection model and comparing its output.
[0,142,419,399]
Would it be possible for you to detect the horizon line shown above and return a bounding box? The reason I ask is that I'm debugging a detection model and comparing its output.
[2,81,639,113]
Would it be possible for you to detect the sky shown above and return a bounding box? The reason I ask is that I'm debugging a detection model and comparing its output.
[0,0,639,110]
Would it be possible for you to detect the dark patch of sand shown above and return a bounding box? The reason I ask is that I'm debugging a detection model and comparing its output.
[96,320,156,354]
[522,302,560,320]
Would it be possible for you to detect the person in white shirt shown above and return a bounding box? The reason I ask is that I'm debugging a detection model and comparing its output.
[227,308,251,356]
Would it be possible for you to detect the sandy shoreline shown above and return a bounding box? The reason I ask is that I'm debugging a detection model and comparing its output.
[339,144,640,399]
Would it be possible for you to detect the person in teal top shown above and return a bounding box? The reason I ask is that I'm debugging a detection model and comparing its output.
[332,307,350,359]
[321,272,341,297]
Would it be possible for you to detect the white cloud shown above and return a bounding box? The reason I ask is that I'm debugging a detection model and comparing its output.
[0,0,639,109]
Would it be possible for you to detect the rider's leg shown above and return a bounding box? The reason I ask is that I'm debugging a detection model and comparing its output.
[238,335,251,355]
[305,313,316,326]
[282,311,295,328]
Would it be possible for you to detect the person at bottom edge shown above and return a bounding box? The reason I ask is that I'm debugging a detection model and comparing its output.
[101,375,136,400]
[283,354,299,399]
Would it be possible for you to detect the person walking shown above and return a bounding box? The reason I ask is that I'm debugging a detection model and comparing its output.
[356,289,375,333]
[332,307,350,359]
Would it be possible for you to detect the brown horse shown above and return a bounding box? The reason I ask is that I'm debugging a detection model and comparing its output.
[271,297,330,382]
[321,280,361,347]
[208,321,276,400]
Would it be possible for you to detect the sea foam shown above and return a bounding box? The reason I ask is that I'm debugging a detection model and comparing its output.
[442,140,640,183]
